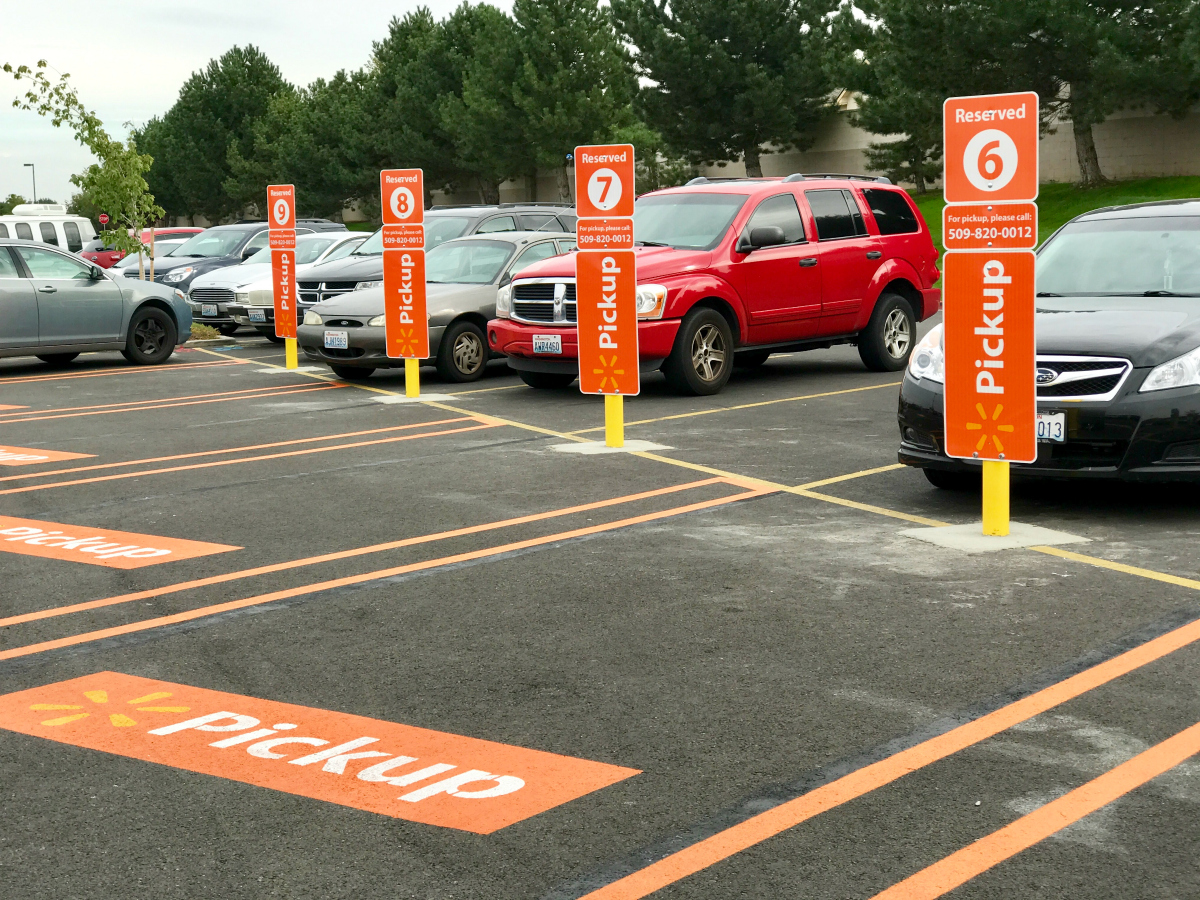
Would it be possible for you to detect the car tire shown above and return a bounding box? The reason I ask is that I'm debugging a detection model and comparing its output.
[436,320,488,382]
[122,306,177,365]
[518,371,576,389]
[923,468,980,490]
[662,307,734,395]
[36,353,80,366]
[217,323,240,336]
[859,293,915,372]
[330,365,375,381]
[734,349,771,368]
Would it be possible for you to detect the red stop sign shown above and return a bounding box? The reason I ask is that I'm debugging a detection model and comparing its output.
[98,213,110,225]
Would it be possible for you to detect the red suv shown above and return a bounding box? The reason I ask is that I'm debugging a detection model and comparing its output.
[81,227,203,268]
[488,175,940,395]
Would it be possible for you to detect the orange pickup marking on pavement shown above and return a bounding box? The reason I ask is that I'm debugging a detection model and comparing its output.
[0,478,730,628]
[0,672,639,833]
[870,720,1200,900]
[0,515,239,569]
[0,417,474,483]
[0,420,493,496]
[0,360,242,385]
[0,486,771,660]
[0,446,94,466]
[576,613,1200,900]
[0,383,343,426]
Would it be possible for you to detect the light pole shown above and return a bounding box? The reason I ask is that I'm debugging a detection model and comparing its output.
[23,163,36,203]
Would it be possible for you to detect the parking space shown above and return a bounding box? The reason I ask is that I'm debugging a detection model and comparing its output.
[2,338,1199,900]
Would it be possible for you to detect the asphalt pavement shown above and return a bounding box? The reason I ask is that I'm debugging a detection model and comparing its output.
[1,331,1197,899]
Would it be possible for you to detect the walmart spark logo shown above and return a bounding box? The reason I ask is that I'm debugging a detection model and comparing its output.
[31,689,190,729]
[964,402,1015,453]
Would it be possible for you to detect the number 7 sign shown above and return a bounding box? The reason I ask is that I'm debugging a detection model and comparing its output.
[574,145,635,219]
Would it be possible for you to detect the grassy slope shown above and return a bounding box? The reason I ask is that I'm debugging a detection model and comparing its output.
[911,176,1200,254]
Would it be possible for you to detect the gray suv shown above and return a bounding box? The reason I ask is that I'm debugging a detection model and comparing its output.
[0,240,191,366]
[297,204,576,312]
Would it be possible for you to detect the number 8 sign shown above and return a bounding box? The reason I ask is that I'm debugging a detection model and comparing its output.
[575,145,635,219]
[943,92,1038,203]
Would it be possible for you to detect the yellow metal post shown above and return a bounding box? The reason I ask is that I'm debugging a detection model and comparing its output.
[981,460,1010,536]
[605,394,624,448]
[405,358,420,398]
[285,338,298,370]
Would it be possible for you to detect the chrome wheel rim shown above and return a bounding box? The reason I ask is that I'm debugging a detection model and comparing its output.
[691,323,727,382]
[883,308,911,359]
[134,318,166,356]
[453,331,484,374]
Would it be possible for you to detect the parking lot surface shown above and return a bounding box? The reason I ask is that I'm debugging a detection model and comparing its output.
[2,333,1198,899]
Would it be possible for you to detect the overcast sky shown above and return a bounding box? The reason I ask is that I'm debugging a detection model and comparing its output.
[1,0,512,205]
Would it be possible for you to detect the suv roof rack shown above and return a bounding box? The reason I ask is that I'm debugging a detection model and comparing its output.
[787,173,893,184]
[497,201,574,209]
[683,176,774,186]
[428,204,493,210]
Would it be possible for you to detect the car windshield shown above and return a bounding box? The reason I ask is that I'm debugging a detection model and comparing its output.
[243,236,336,266]
[168,229,250,258]
[353,216,473,256]
[1037,216,1200,296]
[633,193,749,250]
[426,239,514,284]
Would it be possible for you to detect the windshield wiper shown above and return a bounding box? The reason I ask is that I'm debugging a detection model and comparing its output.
[1036,291,1063,297]
[1141,290,1192,297]
[636,240,671,248]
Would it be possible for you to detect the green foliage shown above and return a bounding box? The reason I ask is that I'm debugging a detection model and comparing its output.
[613,0,832,177]
[66,190,102,229]
[611,120,695,193]
[513,0,638,199]
[135,45,290,220]
[3,61,162,255]
[0,193,27,216]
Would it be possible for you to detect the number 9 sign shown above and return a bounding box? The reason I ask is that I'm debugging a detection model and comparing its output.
[943,92,1038,203]
[266,184,295,231]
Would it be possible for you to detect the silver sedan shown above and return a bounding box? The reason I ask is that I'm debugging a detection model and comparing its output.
[297,232,575,382]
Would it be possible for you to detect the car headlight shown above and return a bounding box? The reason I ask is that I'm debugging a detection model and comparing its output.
[303,310,323,326]
[367,315,386,327]
[496,283,513,318]
[354,281,383,291]
[162,267,194,284]
[1140,345,1200,392]
[636,284,667,319]
[908,323,944,383]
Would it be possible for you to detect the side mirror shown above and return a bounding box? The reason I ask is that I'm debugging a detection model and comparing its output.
[89,265,104,280]
[499,272,512,287]
[748,226,786,250]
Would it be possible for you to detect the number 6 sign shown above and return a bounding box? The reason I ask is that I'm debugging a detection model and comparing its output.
[943,92,1038,203]
[574,145,635,219]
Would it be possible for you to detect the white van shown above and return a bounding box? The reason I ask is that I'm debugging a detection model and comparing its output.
[0,204,97,254]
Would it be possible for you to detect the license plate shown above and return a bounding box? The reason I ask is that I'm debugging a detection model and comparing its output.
[201,304,218,317]
[248,309,266,323]
[324,330,349,350]
[1037,412,1067,442]
[533,334,562,354]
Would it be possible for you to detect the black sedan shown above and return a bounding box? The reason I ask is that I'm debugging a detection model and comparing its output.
[900,199,1200,486]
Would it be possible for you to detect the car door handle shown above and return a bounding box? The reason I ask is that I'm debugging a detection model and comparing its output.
[38,285,57,293]
[866,251,882,259]
[799,257,818,267]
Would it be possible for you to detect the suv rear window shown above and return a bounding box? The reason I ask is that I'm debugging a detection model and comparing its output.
[0,224,8,238]
[521,214,563,232]
[744,193,807,243]
[805,190,860,240]
[39,222,59,245]
[862,188,919,235]
[15,223,32,240]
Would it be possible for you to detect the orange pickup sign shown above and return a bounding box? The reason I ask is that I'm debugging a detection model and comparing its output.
[943,251,1037,464]
[576,249,639,395]
[0,673,640,833]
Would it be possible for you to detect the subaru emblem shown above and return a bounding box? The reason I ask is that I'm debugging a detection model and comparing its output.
[1035,367,1058,385]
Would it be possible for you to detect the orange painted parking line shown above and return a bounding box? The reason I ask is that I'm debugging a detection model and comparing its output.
[0,417,473,483]
[869,720,1200,900]
[0,672,640,832]
[0,487,771,661]
[0,382,333,420]
[0,478,727,627]
[0,404,29,410]
[0,515,239,569]
[576,613,1200,900]
[0,421,496,497]
[0,383,344,426]
[0,360,242,385]
[0,445,95,466]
